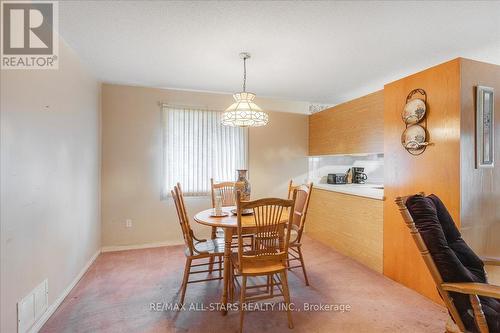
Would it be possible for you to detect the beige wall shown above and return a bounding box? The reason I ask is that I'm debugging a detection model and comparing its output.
[249,112,310,198]
[459,59,500,284]
[101,84,308,248]
[0,42,101,332]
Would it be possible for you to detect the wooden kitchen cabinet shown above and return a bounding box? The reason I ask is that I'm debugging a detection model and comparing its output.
[305,188,383,273]
[308,90,384,155]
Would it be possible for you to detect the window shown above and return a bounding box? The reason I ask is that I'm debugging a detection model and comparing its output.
[161,105,248,197]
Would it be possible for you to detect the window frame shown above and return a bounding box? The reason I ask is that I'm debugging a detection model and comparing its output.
[160,104,249,199]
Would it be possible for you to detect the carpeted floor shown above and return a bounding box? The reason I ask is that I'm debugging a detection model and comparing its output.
[40,236,448,333]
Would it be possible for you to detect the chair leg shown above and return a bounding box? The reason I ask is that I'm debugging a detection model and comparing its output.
[208,258,214,274]
[445,318,461,333]
[297,247,310,286]
[218,255,222,278]
[270,273,274,296]
[208,227,217,273]
[279,271,294,329]
[229,264,234,302]
[239,276,247,333]
[180,257,191,305]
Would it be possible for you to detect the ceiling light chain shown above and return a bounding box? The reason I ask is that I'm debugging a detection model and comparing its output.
[242,55,247,92]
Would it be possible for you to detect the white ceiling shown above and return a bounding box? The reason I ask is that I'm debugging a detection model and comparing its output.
[59,1,500,107]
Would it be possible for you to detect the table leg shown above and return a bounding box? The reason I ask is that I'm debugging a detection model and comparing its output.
[222,228,233,315]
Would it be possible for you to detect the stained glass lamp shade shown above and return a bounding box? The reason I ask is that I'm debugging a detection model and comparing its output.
[221,92,268,127]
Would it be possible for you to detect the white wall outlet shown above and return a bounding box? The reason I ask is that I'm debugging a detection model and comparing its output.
[125,219,132,228]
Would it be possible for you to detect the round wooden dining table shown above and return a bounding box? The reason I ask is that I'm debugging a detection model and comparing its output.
[193,205,288,315]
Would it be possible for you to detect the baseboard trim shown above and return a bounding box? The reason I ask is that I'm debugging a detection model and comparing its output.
[27,242,181,332]
[101,240,183,253]
[29,249,101,333]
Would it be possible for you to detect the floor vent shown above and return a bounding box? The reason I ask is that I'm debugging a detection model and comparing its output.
[18,279,48,333]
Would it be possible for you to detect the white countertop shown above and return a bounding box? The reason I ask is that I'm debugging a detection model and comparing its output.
[313,183,384,200]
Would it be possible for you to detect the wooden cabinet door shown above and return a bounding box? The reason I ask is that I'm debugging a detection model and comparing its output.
[306,188,383,273]
[309,90,384,155]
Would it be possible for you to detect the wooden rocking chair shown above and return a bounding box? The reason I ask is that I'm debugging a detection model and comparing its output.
[395,193,500,333]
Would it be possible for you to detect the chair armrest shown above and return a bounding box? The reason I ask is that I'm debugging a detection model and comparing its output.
[481,256,500,266]
[441,282,500,299]
[189,230,207,243]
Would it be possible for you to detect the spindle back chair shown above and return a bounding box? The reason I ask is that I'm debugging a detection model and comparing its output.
[172,183,224,305]
[286,180,313,285]
[232,190,297,333]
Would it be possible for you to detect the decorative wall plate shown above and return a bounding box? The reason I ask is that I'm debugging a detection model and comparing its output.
[402,98,426,125]
[401,124,427,154]
[401,88,430,156]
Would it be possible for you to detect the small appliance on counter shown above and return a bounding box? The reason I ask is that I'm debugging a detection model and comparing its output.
[327,173,347,184]
[351,167,368,184]
[346,168,353,183]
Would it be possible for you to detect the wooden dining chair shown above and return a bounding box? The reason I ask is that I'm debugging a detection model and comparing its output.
[231,190,297,333]
[395,193,500,333]
[171,183,224,305]
[210,178,236,206]
[210,178,254,245]
[209,178,236,239]
[286,180,313,286]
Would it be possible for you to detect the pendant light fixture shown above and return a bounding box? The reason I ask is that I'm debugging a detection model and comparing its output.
[221,52,268,127]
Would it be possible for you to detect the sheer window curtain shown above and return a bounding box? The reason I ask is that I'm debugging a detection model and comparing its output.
[161,105,248,198]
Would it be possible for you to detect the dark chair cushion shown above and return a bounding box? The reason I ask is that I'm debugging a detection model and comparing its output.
[406,194,500,333]
[427,195,486,282]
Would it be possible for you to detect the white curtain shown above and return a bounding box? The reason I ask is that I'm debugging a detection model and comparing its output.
[161,105,248,197]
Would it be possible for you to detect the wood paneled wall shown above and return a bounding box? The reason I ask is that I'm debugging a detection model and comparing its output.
[306,189,383,273]
[459,59,500,283]
[309,91,384,155]
[383,59,462,303]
